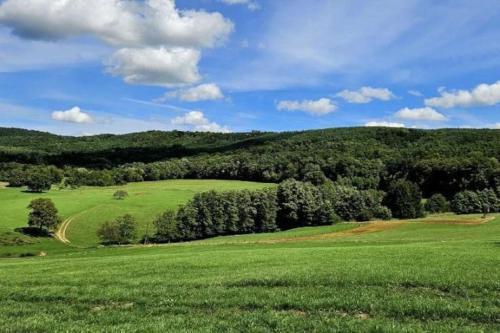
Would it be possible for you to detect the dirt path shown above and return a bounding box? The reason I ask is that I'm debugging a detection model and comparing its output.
[54,206,103,244]
[55,216,74,244]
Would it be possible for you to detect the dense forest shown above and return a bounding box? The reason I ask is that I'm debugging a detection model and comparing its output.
[1,126,499,198]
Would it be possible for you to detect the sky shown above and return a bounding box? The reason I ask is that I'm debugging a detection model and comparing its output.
[0,0,500,135]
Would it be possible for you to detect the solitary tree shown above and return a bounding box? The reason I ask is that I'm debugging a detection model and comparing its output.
[113,190,129,200]
[97,214,137,245]
[27,198,60,232]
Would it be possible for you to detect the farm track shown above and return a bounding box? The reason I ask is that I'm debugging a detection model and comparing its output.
[54,205,105,245]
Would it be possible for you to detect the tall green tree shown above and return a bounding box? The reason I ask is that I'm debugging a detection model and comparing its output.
[385,180,424,219]
[27,198,60,232]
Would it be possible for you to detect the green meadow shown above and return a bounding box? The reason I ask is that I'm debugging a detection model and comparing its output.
[0,181,499,332]
[0,179,273,249]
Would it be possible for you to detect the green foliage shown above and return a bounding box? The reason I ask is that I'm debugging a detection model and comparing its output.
[27,198,60,231]
[25,171,52,192]
[425,193,449,213]
[113,190,129,200]
[1,127,500,201]
[276,180,335,229]
[385,180,424,219]
[172,188,279,241]
[451,189,500,214]
[97,214,137,245]
[153,210,178,242]
[320,182,392,221]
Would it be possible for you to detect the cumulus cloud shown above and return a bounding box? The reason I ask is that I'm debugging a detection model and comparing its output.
[336,87,395,104]
[395,107,447,121]
[51,107,94,123]
[219,0,260,11]
[364,121,405,128]
[0,0,233,86]
[106,47,201,86]
[171,111,230,132]
[277,98,337,116]
[425,81,500,108]
[162,83,224,102]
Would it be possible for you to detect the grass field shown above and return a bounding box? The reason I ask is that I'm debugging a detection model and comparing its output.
[0,205,499,332]
[0,180,273,253]
[0,181,499,332]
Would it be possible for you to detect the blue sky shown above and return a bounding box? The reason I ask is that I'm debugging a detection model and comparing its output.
[0,0,500,135]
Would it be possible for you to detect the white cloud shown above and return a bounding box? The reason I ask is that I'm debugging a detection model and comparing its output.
[277,98,337,116]
[162,83,224,102]
[0,0,233,48]
[106,47,201,86]
[336,87,395,104]
[219,0,260,11]
[425,81,500,108]
[51,107,94,123]
[171,111,230,132]
[364,121,405,128]
[395,107,447,121]
[493,123,500,129]
[0,0,233,86]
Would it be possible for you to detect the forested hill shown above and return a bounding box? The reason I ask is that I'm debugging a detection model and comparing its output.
[1,126,500,198]
[1,126,499,167]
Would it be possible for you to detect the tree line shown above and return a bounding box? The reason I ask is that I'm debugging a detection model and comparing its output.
[23,179,500,245]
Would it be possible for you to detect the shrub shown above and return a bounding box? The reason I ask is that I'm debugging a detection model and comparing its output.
[385,180,424,219]
[97,214,137,245]
[425,193,449,213]
[27,198,60,232]
[113,190,129,200]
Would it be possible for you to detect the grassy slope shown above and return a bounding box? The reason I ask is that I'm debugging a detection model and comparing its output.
[0,180,273,251]
[0,214,498,332]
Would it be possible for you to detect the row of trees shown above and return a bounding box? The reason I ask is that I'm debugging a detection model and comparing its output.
[144,180,401,244]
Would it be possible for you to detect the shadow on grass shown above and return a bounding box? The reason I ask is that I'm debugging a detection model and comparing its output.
[14,227,53,238]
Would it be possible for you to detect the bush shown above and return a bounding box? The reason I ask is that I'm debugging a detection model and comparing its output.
[384,180,424,219]
[113,190,129,200]
[425,193,449,213]
[27,198,60,232]
[97,214,137,245]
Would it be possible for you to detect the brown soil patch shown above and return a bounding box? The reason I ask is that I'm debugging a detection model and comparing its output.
[421,216,495,225]
[256,221,405,244]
